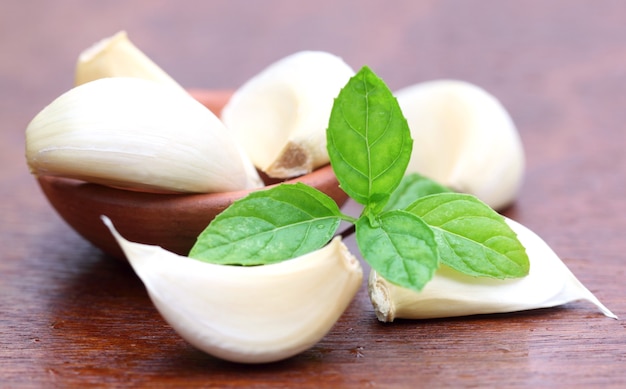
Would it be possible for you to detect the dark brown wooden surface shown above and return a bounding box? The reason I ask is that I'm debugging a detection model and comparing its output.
[2,1,626,387]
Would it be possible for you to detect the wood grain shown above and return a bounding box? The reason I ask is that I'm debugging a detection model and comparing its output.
[2,1,625,387]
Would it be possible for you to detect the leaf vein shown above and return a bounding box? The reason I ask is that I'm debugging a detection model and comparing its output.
[438,227,522,270]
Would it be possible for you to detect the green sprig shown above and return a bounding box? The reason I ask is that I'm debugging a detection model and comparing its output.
[189,66,529,292]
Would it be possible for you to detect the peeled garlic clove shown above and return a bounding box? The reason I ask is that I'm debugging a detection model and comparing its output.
[101,216,362,364]
[395,80,525,210]
[26,77,263,193]
[72,32,266,189]
[74,31,184,90]
[221,51,355,178]
[369,217,617,321]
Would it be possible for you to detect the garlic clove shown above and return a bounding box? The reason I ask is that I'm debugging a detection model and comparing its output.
[26,77,263,193]
[395,80,525,210]
[72,32,263,191]
[369,217,617,321]
[74,30,184,90]
[221,51,355,178]
[101,215,363,363]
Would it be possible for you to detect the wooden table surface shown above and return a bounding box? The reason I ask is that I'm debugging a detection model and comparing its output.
[2,1,625,387]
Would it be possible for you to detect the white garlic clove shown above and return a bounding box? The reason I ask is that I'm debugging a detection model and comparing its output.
[221,51,355,179]
[26,77,263,193]
[369,217,617,322]
[74,30,184,90]
[101,216,363,364]
[72,32,263,191]
[395,80,525,210]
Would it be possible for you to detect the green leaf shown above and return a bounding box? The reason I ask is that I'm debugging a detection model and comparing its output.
[356,210,439,292]
[405,193,529,278]
[327,66,413,211]
[384,173,452,212]
[188,183,342,265]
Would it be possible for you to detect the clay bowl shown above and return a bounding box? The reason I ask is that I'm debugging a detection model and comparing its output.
[37,89,347,260]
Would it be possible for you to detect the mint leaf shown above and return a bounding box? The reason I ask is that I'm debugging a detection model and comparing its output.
[384,173,452,211]
[327,66,413,213]
[189,183,342,265]
[187,65,530,297]
[405,193,529,278]
[356,210,439,292]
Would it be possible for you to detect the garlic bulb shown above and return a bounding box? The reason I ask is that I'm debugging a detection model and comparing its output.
[26,77,263,193]
[101,216,363,364]
[221,51,355,178]
[368,217,617,321]
[74,30,184,90]
[395,80,525,210]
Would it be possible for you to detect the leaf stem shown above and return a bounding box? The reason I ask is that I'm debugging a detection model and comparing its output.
[340,214,358,224]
